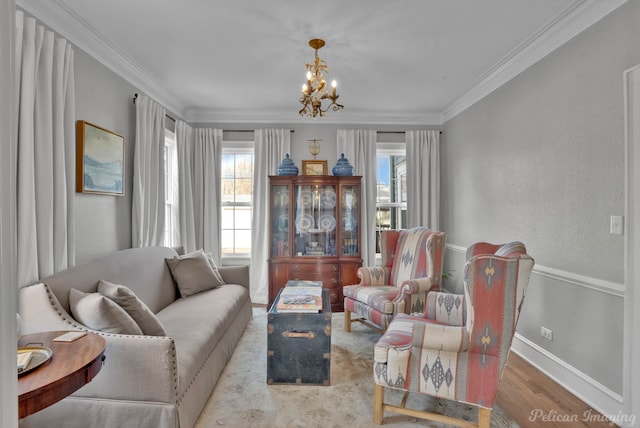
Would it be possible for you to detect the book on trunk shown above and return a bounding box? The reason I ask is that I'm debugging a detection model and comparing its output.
[276,286,323,312]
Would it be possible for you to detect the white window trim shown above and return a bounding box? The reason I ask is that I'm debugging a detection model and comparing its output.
[222,140,254,152]
[375,143,407,264]
[164,129,178,248]
[221,141,254,261]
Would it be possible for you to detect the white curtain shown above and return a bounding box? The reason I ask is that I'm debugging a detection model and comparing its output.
[193,128,223,263]
[174,122,222,263]
[175,120,197,253]
[406,130,440,230]
[15,11,75,285]
[3,6,18,423]
[132,93,166,247]
[251,129,291,303]
[337,129,377,267]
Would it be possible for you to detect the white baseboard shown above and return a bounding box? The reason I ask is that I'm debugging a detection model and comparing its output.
[511,333,623,419]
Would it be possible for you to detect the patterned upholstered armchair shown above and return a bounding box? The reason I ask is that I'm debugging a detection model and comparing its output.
[372,242,534,427]
[343,227,446,333]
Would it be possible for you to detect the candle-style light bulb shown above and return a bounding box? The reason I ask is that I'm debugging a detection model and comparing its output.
[302,83,308,94]
[306,71,312,81]
[331,80,337,97]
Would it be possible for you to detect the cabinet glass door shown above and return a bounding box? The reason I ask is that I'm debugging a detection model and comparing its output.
[340,184,359,256]
[294,184,337,256]
[271,185,290,257]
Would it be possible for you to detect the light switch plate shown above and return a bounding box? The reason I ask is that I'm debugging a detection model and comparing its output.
[610,216,624,235]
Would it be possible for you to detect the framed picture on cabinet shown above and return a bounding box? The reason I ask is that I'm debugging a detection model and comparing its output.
[302,160,328,176]
[76,120,125,196]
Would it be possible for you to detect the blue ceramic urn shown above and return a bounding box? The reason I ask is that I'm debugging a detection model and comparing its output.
[332,153,354,176]
[277,154,298,176]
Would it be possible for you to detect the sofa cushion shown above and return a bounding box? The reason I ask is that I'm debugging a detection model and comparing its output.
[165,249,225,297]
[156,283,250,400]
[343,284,400,314]
[69,288,143,335]
[97,280,167,336]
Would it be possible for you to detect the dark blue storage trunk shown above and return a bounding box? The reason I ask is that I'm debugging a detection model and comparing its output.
[267,288,331,385]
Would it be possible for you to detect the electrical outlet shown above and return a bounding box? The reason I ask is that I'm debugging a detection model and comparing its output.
[541,326,553,341]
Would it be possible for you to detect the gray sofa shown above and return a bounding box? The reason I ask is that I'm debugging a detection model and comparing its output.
[18,246,252,428]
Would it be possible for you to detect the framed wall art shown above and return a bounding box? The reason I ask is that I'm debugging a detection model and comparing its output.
[301,160,328,176]
[76,120,125,196]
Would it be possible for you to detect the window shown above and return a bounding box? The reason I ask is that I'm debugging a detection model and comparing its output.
[221,144,254,256]
[163,129,178,247]
[376,145,407,253]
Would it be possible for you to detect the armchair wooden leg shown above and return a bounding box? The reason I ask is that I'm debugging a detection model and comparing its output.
[373,383,384,424]
[344,308,351,332]
[478,407,491,428]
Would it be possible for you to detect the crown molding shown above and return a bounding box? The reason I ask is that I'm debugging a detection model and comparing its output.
[15,0,188,118]
[184,108,443,126]
[17,0,627,125]
[442,0,628,122]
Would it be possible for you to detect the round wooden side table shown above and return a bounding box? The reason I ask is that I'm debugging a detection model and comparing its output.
[18,330,106,419]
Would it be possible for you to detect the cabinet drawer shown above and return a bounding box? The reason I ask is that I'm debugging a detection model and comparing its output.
[290,272,339,286]
[291,263,339,274]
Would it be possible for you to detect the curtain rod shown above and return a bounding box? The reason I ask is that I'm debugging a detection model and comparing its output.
[223,129,294,133]
[133,93,176,122]
[377,130,443,134]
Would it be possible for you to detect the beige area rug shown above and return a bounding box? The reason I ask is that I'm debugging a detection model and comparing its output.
[195,308,519,428]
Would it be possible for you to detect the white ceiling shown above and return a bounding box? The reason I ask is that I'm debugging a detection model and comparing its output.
[17,0,625,124]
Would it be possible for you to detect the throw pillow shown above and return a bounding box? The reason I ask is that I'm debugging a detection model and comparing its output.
[165,249,225,298]
[69,288,143,335]
[97,280,166,336]
[172,245,186,256]
[204,252,226,286]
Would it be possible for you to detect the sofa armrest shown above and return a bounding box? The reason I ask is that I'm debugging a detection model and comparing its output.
[218,265,250,289]
[357,266,391,286]
[76,334,178,403]
[19,282,179,404]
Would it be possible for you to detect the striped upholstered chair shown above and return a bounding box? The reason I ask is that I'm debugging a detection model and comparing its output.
[372,242,534,427]
[343,227,446,333]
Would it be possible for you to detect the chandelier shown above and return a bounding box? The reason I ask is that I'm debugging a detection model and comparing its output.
[299,39,344,118]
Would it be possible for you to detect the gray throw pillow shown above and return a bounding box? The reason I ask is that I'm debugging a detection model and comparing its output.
[97,280,166,336]
[165,249,225,298]
[69,288,143,335]
[205,252,226,286]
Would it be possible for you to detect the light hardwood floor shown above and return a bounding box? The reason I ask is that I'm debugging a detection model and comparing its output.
[497,353,615,427]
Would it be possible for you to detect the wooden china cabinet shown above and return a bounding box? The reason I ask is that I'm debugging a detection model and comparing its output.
[268,175,362,312]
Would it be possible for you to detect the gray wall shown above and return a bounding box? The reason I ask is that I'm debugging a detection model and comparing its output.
[73,49,136,263]
[442,0,640,395]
